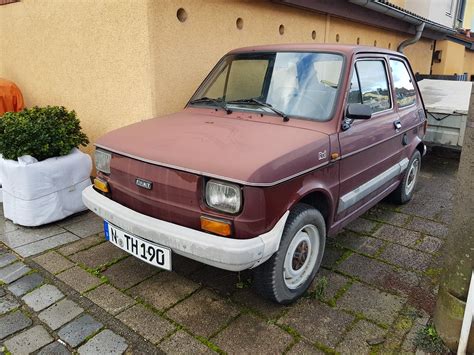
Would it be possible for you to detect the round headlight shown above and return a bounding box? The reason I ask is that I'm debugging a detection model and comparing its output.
[205,180,242,214]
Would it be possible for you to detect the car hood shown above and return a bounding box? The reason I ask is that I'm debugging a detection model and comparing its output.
[96,110,330,185]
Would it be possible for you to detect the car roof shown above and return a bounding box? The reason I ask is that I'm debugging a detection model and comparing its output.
[228,43,406,58]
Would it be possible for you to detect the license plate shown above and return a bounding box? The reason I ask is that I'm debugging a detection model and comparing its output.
[104,221,172,270]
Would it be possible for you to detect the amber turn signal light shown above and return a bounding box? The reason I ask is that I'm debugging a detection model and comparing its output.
[94,178,109,193]
[200,217,232,237]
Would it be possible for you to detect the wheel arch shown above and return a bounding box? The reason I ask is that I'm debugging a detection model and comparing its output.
[293,188,334,229]
[415,140,425,157]
[409,133,425,158]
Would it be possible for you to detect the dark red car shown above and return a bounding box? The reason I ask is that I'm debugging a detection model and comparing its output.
[83,44,427,304]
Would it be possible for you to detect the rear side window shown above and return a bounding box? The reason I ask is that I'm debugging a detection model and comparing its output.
[350,60,391,113]
[390,60,416,108]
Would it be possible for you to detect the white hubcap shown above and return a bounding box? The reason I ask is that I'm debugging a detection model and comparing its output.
[283,224,320,290]
[405,158,419,196]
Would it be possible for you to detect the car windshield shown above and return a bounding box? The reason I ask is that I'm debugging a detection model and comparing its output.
[190,52,344,121]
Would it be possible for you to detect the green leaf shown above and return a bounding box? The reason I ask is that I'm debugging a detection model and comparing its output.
[0,106,89,161]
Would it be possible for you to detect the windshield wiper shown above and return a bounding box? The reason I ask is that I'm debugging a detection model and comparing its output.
[228,98,289,122]
[320,80,338,89]
[188,97,232,114]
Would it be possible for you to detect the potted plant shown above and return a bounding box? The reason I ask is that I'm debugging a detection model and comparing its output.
[0,106,92,226]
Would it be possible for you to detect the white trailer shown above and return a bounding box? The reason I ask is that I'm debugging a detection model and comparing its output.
[418,79,472,149]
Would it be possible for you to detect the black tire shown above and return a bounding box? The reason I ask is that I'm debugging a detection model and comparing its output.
[391,150,422,204]
[253,203,326,304]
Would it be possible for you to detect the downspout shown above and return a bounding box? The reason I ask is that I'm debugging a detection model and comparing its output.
[397,22,425,53]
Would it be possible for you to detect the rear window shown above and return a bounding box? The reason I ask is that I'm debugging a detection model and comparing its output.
[390,59,416,108]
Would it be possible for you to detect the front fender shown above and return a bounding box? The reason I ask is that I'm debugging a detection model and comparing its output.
[282,165,339,226]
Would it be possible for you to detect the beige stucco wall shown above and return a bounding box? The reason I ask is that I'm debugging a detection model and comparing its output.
[0,0,435,148]
[403,39,434,74]
[0,0,154,154]
[327,16,433,74]
[464,0,474,29]
[147,0,328,117]
[432,40,467,75]
[147,0,434,117]
[464,50,474,78]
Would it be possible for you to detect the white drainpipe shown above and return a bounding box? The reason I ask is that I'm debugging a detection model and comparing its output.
[397,22,426,53]
[458,271,474,355]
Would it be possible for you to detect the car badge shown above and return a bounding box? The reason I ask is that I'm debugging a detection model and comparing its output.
[135,178,153,190]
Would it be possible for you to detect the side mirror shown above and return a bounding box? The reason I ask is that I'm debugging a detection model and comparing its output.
[346,103,372,120]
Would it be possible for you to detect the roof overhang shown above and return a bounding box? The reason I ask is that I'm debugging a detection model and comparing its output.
[273,0,456,40]
[447,34,474,50]
[351,0,456,34]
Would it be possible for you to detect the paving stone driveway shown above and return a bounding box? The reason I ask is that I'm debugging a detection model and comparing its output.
[0,150,457,354]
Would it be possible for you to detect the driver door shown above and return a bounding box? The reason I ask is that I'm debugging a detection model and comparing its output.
[337,56,405,221]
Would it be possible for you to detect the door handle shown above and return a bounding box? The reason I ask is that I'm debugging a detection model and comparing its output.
[394,120,402,131]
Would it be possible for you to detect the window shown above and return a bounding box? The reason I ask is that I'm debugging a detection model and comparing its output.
[193,52,344,121]
[457,0,467,22]
[348,71,362,104]
[204,59,269,101]
[390,60,416,108]
[352,60,391,113]
[226,59,269,101]
[266,53,343,120]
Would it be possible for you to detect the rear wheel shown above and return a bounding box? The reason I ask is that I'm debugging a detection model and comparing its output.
[391,150,421,204]
[253,203,326,304]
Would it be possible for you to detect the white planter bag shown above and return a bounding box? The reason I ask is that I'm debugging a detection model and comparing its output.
[0,155,3,203]
[0,148,92,226]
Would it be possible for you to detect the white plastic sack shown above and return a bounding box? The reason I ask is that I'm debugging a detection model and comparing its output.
[0,148,92,226]
[0,154,3,203]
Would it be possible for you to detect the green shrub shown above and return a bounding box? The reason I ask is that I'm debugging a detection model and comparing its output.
[0,106,89,161]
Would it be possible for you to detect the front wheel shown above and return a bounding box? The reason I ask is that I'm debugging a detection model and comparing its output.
[253,203,326,304]
[391,150,421,204]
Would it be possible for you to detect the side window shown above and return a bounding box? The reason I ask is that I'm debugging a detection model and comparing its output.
[355,60,391,113]
[390,60,416,108]
[348,71,362,104]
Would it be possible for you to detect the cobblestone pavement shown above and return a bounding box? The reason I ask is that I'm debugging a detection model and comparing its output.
[0,150,458,354]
